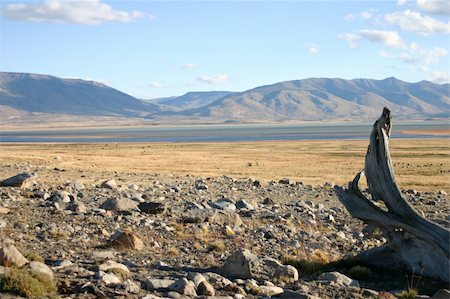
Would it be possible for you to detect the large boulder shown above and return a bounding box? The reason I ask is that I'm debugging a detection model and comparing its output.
[110,231,144,251]
[220,249,298,283]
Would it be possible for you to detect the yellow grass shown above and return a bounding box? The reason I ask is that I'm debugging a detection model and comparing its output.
[0,139,448,192]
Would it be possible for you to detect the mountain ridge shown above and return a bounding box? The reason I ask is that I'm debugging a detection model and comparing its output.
[1,72,448,126]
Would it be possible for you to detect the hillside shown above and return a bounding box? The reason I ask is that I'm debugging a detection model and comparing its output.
[0,72,159,119]
[150,91,234,111]
[151,77,449,122]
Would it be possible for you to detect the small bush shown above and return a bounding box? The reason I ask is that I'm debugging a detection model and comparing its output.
[0,268,57,299]
[348,265,372,280]
[396,288,418,299]
[208,241,226,253]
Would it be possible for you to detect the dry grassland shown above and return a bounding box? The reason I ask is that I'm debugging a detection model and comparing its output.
[0,139,448,192]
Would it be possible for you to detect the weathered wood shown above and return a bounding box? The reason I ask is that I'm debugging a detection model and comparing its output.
[335,107,450,282]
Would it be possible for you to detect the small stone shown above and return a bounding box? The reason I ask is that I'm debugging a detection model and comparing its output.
[197,280,215,296]
[98,260,130,275]
[253,285,284,296]
[236,199,255,210]
[0,207,10,214]
[110,231,144,251]
[93,250,115,260]
[279,178,290,185]
[101,179,118,189]
[318,271,359,287]
[138,202,165,214]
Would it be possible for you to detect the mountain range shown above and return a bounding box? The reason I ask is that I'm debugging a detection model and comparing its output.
[1,72,448,126]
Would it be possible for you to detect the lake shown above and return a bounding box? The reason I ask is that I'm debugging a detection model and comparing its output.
[0,121,448,143]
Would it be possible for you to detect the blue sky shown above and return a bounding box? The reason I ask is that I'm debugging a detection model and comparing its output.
[1,0,449,99]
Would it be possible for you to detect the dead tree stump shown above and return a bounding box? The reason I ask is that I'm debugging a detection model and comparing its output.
[335,107,449,283]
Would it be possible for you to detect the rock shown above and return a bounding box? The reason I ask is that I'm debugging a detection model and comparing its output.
[122,279,140,294]
[98,260,130,275]
[98,270,121,285]
[432,289,450,299]
[25,261,54,279]
[209,211,243,228]
[110,230,144,251]
[221,249,298,282]
[169,277,197,296]
[0,172,36,188]
[101,179,118,189]
[67,201,87,213]
[100,197,139,212]
[210,198,236,211]
[0,244,28,267]
[128,184,139,191]
[235,199,255,210]
[186,272,206,288]
[203,272,233,289]
[318,271,359,287]
[221,249,258,279]
[252,285,284,296]
[145,278,176,291]
[197,280,215,296]
[93,250,115,260]
[52,259,72,269]
[195,181,208,190]
[142,295,171,299]
[138,201,165,214]
[279,178,290,185]
[0,207,10,214]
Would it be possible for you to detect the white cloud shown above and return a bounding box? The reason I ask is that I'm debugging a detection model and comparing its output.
[398,0,408,5]
[417,0,450,16]
[360,10,374,20]
[196,74,229,85]
[379,50,392,58]
[339,33,361,48]
[344,13,355,21]
[358,29,406,49]
[182,63,198,70]
[1,0,145,25]
[148,82,164,88]
[307,43,319,54]
[399,46,448,65]
[429,71,450,83]
[385,9,450,35]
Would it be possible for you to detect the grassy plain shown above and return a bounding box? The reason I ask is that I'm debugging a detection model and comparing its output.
[0,138,448,192]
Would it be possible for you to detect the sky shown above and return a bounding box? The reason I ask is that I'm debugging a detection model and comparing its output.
[0,0,449,99]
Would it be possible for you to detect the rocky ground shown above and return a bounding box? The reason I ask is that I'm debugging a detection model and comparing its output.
[0,161,449,299]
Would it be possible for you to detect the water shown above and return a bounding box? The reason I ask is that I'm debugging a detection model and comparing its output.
[0,121,448,143]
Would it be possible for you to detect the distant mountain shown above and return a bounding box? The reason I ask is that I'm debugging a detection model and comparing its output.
[150,77,449,122]
[149,91,234,111]
[0,72,160,118]
[1,73,448,126]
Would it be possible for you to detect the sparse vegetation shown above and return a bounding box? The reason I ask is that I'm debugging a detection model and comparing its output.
[0,268,58,299]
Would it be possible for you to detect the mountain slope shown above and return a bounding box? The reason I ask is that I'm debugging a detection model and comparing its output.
[151,77,449,122]
[150,91,234,111]
[0,72,160,117]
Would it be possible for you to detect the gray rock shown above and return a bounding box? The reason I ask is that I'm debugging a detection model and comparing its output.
[279,178,291,185]
[100,197,139,211]
[210,198,236,212]
[138,201,165,214]
[101,179,118,189]
[235,199,255,210]
[98,270,121,285]
[186,272,206,288]
[145,278,176,291]
[169,277,197,296]
[67,201,87,213]
[432,289,450,299]
[122,279,140,294]
[318,271,359,287]
[0,172,36,188]
[221,249,298,282]
[25,261,54,279]
[98,260,130,275]
[253,285,284,296]
[50,190,74,203]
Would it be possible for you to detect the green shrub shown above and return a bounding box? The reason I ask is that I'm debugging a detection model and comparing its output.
[0,268,58,299]
[396,288,418,299]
